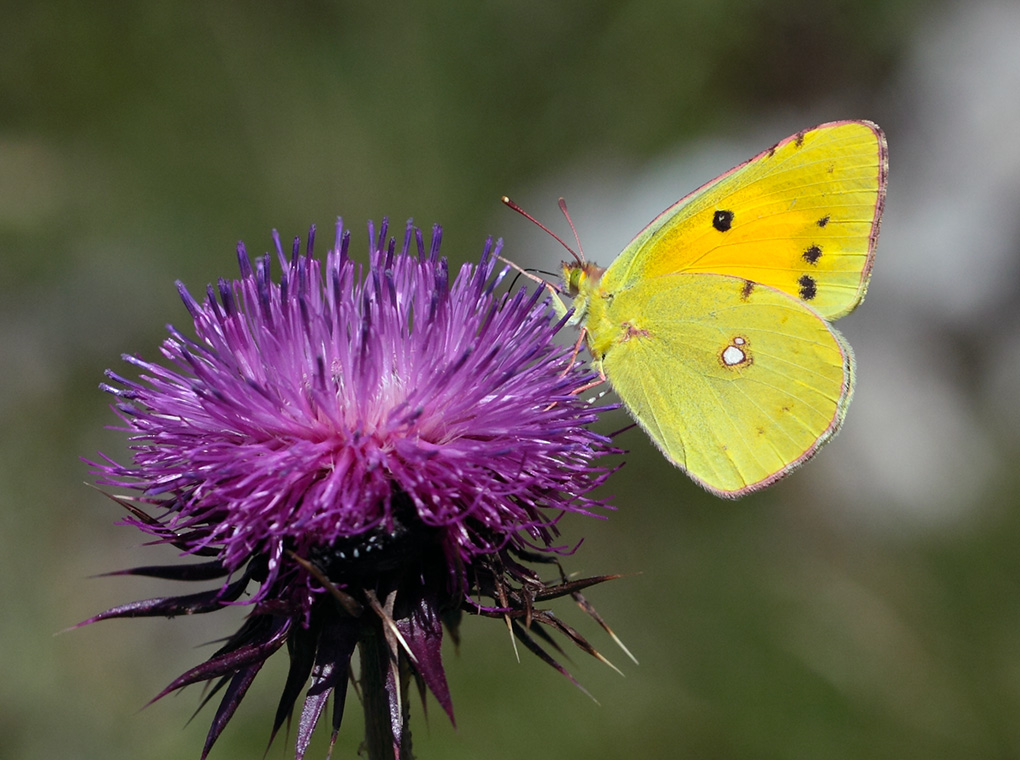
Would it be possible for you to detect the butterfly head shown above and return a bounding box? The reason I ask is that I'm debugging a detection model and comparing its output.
[562,261,605,299]
[560,261,605,327]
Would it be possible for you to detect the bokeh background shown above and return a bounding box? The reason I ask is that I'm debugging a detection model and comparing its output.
[4,0,1020,758]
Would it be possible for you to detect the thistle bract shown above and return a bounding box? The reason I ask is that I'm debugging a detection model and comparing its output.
[85,219,623,759]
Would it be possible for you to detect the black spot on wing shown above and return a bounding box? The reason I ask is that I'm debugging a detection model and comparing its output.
[816,215,830,227]
[802,245,822,264]
[794,131,806,147]
[798,274,817,301]
[712,209,734,232]
[740,280,754,300]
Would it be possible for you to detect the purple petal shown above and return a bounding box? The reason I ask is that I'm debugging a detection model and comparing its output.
[200,663,264,760]
[151,616,290,702]
[396,595,454,724]
[76,575,249,625]
[296,616,359,759]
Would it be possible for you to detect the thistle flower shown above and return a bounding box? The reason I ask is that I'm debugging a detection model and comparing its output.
[84,218,624,759]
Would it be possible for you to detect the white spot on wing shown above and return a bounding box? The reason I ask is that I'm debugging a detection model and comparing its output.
[721,336,750,367]
[722,344,745,365]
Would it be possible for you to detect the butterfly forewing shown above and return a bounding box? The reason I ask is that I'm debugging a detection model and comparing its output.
[601,121,887,321]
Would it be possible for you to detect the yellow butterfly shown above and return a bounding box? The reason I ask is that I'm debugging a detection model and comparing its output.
[512,120,887,498]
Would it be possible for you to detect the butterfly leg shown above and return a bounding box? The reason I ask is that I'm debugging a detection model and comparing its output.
[570,371,606,397]
[556,326,607,396]
[558,328,585,374]
[539,329,605,411]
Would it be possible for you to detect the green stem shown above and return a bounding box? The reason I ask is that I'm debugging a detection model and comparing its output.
[359,622,413,760]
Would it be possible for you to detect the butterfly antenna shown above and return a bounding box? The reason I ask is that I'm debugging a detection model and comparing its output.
[502,195,584,265]
[557,197,586,263]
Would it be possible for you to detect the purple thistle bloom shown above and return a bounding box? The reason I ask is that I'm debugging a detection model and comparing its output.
[84,218,624,759]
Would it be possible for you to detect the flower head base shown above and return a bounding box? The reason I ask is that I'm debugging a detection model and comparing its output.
[85,219,624,758]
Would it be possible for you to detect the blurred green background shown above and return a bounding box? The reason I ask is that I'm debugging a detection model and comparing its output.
[7,1,1020,758]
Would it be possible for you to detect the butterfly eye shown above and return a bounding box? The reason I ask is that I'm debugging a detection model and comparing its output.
[564,265,584,295]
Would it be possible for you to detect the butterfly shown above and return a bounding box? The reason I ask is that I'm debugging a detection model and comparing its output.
[508,120,887,498]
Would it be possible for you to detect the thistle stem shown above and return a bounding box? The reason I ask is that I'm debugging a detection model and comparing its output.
[360,622,412,760]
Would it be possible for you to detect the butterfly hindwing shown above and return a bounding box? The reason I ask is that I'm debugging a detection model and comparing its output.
[593,273,853,497]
